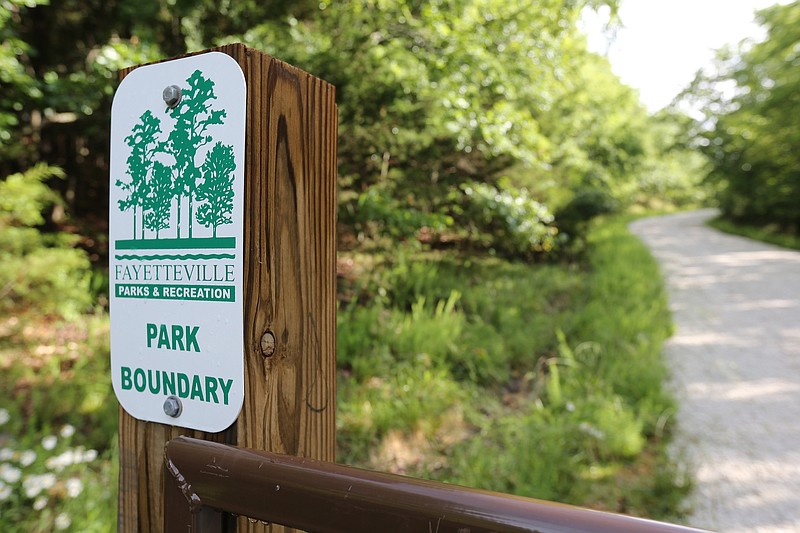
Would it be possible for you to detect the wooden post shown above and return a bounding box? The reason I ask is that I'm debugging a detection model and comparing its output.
[116,44,337,533]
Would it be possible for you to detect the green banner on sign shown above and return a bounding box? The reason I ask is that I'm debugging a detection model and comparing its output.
[115,283,235,302]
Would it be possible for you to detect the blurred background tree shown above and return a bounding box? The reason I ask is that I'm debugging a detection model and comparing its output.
[684,0,800,233]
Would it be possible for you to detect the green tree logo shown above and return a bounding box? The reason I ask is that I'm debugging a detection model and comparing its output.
[117,110,161,240]
[196,142,236,238]
[144,161,173,238]
[115,70,236,250]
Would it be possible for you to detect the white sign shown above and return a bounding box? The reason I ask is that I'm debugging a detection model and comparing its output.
[109,52,246,432]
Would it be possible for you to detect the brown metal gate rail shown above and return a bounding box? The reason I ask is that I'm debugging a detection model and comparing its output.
[164,436,709,533]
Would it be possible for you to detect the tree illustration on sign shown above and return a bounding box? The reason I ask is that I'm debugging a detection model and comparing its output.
[196,142,236,238]
[144,161,172,238]
[163,69,227,240]
[115,69,235,249]
[117,110,161,240]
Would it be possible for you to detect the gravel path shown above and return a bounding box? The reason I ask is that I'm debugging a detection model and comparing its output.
[629,209,800,533]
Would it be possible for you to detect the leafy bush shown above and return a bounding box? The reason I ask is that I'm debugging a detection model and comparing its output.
[0,165,92,318]
[460,180,558,258]
[554,187,618,241]
[340,184,453,242]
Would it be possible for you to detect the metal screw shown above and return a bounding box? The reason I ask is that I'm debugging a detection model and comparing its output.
[260,331,275,357]
[162,85,182,108]
[163,395,182,418]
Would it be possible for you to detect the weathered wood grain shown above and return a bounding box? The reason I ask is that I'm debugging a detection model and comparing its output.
[116,44,337,533]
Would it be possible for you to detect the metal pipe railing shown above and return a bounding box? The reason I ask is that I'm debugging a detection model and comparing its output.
[164,436,710,533]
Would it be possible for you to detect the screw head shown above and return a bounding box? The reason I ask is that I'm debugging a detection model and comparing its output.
[162,85,182,108]
[163,395,182,418]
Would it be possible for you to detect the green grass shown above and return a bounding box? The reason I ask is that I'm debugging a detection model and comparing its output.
[336,216,690,519]
[707,216,800,250]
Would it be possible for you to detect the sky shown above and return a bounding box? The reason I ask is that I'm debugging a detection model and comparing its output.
[581,0,790,112]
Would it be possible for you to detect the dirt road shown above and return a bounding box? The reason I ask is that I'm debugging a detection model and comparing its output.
[629,210,800,533]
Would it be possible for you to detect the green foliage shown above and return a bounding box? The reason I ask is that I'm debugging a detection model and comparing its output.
[0,313,116,532]
[708,215,800,251]
[0,0,46,160]
[572,217,674,418]
[0,422,114,533]
[3,0,704,255]
[341,184,452,241]
[554,187,618,244]
[686,1,800,230]
[632,110,710,209]
[0,0,702,524]
[0,165,92,318]
[0,164,63,228]
[236,0,696,251]
[461,180,558,257]
[336,218,687,518]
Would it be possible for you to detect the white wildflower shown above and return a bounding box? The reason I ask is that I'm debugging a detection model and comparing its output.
[0,448,13,461]
[33,495,48,510]
[0,463,22,483]
[65,477,83,498]
[22,473,56,498]
[0,408,9,426]
[0,481,11,501]
[54,512,72,530]
[81,449,98,462]
[19,450,36,467]
[23,477,42,498]
[41,435,57,451]
[46,449,76,472]
[59,424,75,439]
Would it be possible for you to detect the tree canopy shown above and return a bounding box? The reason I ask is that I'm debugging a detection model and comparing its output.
[685,1,800,231]
[1,0,708,258]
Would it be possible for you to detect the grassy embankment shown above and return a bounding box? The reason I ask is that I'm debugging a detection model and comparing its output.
[708,216,800,251]
[0,216,689,531]
[336,216,688,517]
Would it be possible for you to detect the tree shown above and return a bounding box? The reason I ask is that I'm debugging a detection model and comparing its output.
[163,69,226,239]
[118,110,161,239]
[5,0,706,258]
[0,0,92,317]
[238,0,674,253]
[143,161,172,238]
[686,1,800,230]
[195,142,235,238]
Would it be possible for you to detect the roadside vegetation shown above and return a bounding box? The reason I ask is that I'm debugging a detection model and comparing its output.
[0,210,691,532]
[707,216,800,252]
[335,217,688,516]
[8,0,800,530]
[684,2,800,244]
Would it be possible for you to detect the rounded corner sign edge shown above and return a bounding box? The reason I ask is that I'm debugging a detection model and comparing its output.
[109,51,246,432]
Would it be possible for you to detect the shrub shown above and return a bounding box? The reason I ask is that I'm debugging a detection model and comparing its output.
[460,180,558,259]
[554,187,618,242]
[0,165,92,318]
